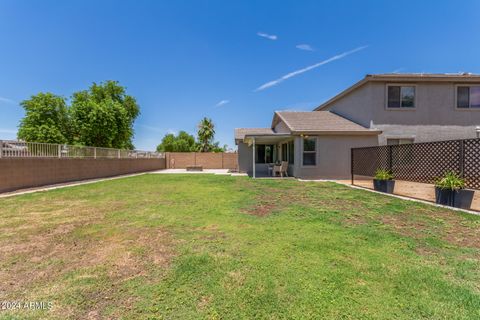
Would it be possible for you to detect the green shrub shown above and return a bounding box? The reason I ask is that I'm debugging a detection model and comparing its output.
[435,171,465,190]
[374,169,394,180]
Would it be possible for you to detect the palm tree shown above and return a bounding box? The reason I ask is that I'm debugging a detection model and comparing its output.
[197,117,215,152]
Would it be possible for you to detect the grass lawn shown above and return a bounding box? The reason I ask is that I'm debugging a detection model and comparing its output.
[0,174,479,319]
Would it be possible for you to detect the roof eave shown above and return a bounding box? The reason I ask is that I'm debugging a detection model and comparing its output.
[367,74,480,82]
[271,111,294,131]
[242,133,293,144]
[314,77,369,111]
[244,133,292,138]
[291,130,382,136]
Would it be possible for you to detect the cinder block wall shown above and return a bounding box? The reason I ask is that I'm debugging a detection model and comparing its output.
[0,158,166,193]
[165,152,238,170]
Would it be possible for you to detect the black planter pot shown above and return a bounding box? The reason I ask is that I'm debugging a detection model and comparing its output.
[373,179,395,193]
[434,187,474,209]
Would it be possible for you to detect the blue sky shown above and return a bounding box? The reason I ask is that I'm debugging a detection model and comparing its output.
[1,0,479,150]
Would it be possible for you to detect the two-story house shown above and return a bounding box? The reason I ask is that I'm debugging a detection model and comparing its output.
[235,73,480,179]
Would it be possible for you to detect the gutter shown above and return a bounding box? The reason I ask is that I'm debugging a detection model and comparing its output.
[292,130,382,136]
[244,133,292,138]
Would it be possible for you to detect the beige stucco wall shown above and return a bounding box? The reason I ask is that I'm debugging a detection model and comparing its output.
[0,158,166,193]
[273,120,291,133]
[322,81,480,144]
[238,135,378,179]
[238,142,253,174]
[165,152,238,170]
[374,124,478,144]
[293,135,379,179]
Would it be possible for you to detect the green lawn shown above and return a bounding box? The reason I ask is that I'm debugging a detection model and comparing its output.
[0,174,479,319]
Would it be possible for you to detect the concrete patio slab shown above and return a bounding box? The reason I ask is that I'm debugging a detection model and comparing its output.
[230,173,248,177]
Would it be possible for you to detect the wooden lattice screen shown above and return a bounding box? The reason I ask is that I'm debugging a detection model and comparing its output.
[351,138,480,190]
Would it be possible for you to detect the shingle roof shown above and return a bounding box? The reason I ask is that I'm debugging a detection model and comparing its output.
[234,128,275,140]
[275,111,378,133]
[234,111,380,143]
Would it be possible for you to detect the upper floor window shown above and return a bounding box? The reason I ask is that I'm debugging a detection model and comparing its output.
[457,86,480,109]
[302,137,316,166]
[387,85,415,108]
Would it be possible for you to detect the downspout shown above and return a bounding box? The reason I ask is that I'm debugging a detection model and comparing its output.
[252,137,256,179]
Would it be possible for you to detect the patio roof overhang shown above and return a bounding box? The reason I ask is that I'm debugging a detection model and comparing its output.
[244,133,293,179]
[243,129,381,145]
[243,133,292,145]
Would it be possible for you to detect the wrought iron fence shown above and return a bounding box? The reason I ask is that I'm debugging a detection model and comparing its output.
[351,138,480,190]
[0,140,164,159]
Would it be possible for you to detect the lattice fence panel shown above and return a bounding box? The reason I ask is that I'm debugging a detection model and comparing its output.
[352,146,389,177]
[464,139,480,189]
[391,140,460,184]
[352,138,480,190]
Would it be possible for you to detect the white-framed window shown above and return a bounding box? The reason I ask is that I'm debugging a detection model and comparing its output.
[387,85,416,109]
[456,85,480,109]
[302,137,316,166]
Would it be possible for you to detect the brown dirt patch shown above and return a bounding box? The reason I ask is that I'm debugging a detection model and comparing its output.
[241,183,358,217]
[244,202,278,217]
[198,225,228,240]
[240,184,283,217]
[376,208,480,249]
[0,219,175,319]
[226,270,246,287]
[344,213,370,226]
[442,226,480,249]
[414,245,440,256]
[197,295,212,311]
[379,214,429,239]
[282,184,361,213]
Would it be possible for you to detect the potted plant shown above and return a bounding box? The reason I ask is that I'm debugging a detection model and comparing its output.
[434,171,474,209]
[373,169,395,193]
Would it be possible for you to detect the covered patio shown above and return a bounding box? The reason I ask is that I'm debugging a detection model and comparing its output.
[244,133,295,178]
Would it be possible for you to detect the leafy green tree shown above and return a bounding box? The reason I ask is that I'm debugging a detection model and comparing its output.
[197,117,215,152]
[70,81,140,148]
[156,131,196,152]
[17,93,70,143]
[210,142,227,152]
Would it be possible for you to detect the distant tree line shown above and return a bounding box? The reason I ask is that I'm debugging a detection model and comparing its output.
[17,81,139,149]
[156,117,227,152]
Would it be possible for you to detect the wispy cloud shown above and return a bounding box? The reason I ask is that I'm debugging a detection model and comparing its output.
[391,67,404,73]
[136,124,164,133]
[257,32,277,40]
[215,100,230,107]
[0,96,16,105]
[296,44,314,51]
[255,45,368,92]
